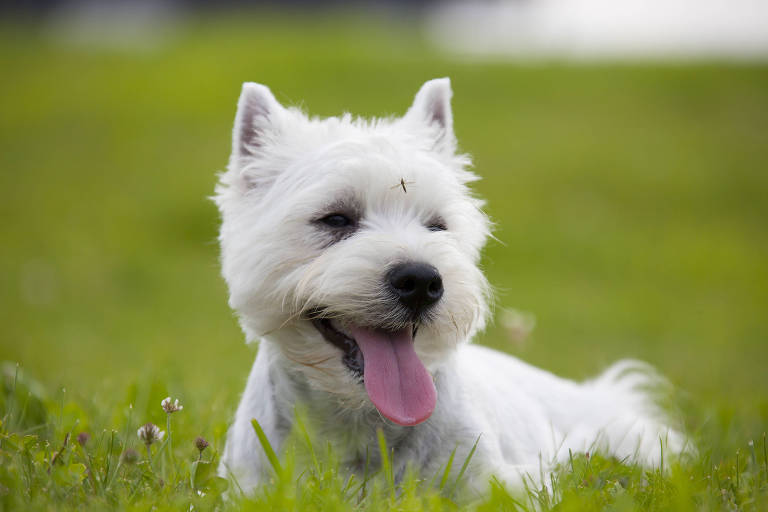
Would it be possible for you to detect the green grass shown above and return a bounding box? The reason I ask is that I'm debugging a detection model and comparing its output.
[2,365,767,510]
[1,10,767,510]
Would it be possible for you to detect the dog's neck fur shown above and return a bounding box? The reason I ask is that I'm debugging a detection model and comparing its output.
[259,333,461,475]
[265,334,434,432]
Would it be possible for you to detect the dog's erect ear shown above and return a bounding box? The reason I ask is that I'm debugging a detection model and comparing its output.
[404,78,456,154]
[231,82,284,163]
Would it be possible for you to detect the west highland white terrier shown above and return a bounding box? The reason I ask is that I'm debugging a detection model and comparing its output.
[215,78,685,493]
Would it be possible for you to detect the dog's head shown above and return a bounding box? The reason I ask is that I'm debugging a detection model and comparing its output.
[215,79,490,425]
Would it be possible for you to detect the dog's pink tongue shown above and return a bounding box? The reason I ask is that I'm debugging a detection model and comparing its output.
[349,325,436,426]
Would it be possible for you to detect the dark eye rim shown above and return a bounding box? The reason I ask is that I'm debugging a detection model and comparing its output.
[318,213,355,229]
[427,218,448,232]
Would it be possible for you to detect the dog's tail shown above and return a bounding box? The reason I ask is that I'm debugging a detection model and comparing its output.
[550,359,690,468]
[583,359,689,465]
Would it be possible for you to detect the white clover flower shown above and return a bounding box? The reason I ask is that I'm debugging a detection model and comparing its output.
[137,422,165,446]
[161,396,183,414]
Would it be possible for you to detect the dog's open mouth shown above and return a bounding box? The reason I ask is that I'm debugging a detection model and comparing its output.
[310,315,436,426]
[311,317,366,376]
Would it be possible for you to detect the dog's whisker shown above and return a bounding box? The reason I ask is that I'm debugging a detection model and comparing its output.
[450,314,460,335]
[277,310,305,331]
[281,352,337,377]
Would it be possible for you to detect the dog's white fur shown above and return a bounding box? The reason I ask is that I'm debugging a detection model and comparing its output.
[215,78,685,493]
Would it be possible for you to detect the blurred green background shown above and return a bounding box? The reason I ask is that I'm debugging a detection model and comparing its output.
[1,13,766,447]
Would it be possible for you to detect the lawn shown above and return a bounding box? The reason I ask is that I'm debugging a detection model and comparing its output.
[1,11,767,510]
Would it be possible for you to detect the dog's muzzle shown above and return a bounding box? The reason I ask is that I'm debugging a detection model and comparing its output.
[303,262,444,426]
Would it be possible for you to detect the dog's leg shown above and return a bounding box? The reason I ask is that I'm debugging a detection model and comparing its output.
[219,341,288,493]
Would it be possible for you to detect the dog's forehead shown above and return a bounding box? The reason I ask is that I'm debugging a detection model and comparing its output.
[255,113,478,219]
[301,138,460,208]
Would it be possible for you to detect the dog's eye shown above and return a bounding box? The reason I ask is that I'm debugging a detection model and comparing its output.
[427,221,447,232]
[320,214,353,228]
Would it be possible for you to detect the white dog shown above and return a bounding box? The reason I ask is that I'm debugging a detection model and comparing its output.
[215,78,684,493]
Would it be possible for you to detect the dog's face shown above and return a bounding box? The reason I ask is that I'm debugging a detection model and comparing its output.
[216,79,490,425]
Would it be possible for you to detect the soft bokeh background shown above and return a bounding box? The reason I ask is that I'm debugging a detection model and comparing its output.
[1,2,767,454]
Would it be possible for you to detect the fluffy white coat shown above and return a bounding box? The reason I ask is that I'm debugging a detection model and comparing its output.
[215,78,685,493]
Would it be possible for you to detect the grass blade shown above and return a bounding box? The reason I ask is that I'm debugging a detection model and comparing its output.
[251,418,282,476]
[294,411,320,474]
[377,428,395,496]
[449,434,480,498]
[439,445,457,491]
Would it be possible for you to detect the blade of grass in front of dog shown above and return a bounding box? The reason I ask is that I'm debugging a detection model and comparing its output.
[438,445,457,491]
[294,410,321,474]
[659,436,664,473]
[251,418,283,476]
[449,434,480,498]
[377,428,395,497]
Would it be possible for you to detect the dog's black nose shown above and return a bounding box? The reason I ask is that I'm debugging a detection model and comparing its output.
[388,262,444,314]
